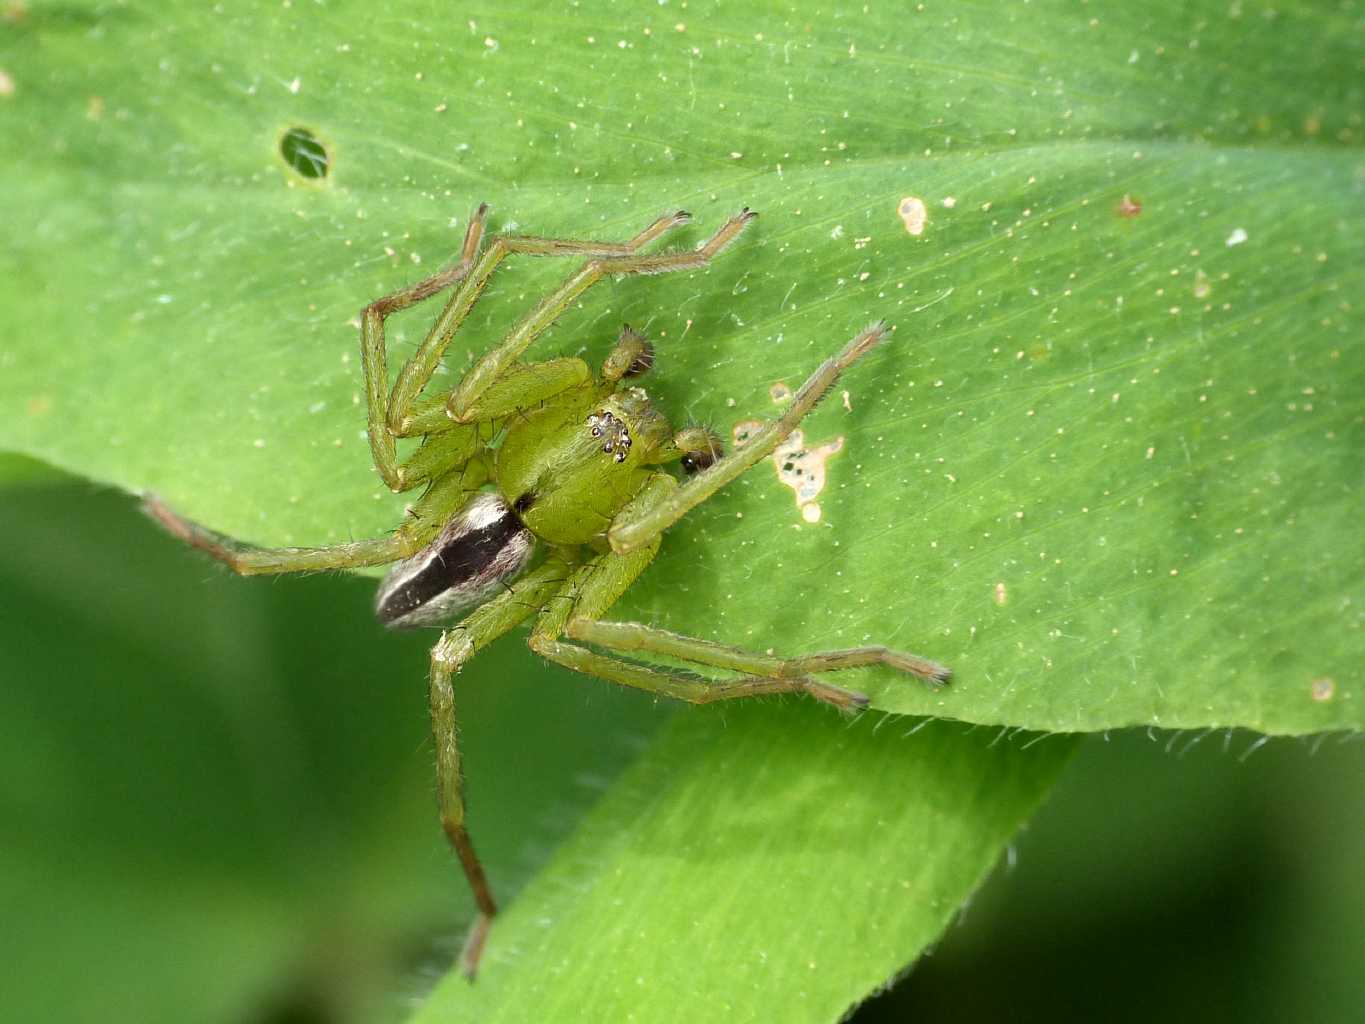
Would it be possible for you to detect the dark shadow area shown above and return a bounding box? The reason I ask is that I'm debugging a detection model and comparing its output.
[853,730,1365,1024]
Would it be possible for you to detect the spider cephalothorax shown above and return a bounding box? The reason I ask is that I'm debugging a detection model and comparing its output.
[145,203,949,979]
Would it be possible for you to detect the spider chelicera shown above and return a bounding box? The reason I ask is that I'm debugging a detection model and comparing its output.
[144,203,949,977]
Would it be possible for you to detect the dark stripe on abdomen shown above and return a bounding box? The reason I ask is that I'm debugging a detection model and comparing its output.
[375,509,524,625]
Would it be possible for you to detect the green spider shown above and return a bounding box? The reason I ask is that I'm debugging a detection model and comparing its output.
[144,203,949,978]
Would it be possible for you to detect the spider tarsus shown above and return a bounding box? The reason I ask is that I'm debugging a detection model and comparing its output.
[843,320,890,364]
[458,912,493,981]
[805,680,870,711]
[141,493,202,548]
[141,494,248,572]
[884,649,952,688]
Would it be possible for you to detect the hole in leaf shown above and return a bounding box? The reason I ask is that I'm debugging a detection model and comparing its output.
[279,126,329,179]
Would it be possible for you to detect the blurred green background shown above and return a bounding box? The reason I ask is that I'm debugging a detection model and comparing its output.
[2,468,1360,1023]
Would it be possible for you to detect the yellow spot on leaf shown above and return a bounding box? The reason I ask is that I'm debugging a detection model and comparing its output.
[897,196,927,235]
[731,421,845,525]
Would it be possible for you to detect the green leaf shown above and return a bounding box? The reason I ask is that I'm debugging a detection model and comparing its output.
[2,2,1360,737]
[413,708,1073,1022]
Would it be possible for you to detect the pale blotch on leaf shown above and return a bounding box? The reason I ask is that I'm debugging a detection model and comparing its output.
[733,420,845,525]
[769,381,793,403]
[1310,677,1335,702]
[898,196,927,236]
[1193,269,1212,299]
[994,581,1008,606]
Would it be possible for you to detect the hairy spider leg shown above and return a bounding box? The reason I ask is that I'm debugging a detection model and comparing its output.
[567,622,951,689]
[400,358,592,438]
[140,457,488,575]
[404,329,688,481]
[380,208,697,437]
[425,552,581,978]
[363,205,690,487]
[361,204,491,491]
[394,352,606,490]
[443,209,757,424]
[387,423,484,493]
[526,475,947,712]
[608,321,890,556]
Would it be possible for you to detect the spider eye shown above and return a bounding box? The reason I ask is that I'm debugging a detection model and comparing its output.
[587,410,632,462]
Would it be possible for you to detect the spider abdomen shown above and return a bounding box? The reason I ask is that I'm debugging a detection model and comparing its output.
[375,493,534,629]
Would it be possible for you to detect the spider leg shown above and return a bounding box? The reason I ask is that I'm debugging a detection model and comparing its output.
[385,208,696,433]
[444,209,756,424]
[400,357,592,436]
[426,551,580,978]
[528,475,892,710]
[363,204,492,491]
[609,321,888,555]
[387,424,483,492]
[141,458,488,575]
[567,621,950,689]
